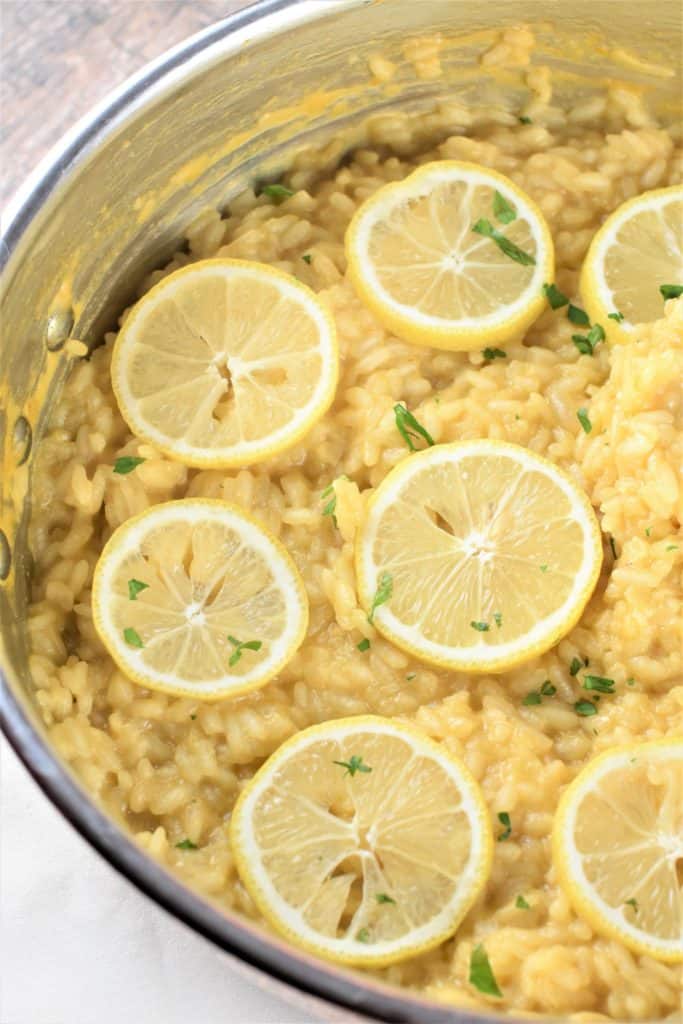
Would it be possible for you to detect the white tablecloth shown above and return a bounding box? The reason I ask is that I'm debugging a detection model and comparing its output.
[0,736,320,1024]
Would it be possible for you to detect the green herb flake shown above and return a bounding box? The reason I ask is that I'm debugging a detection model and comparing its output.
[175,838,198,850]
[472,218,536,266]
[577,408,592,434]
[659,284,683,300]
[301,253,312,264]
[333,754,372,777]
[567,304,590,326]
[482,347,507,361]
[470,620,490,632]
[608,311,625,322]
[113,456,145,475]
[540,680,556,696]
[123,627,144,648]
[190,714,197,720]
[515,895,531,910]
[497,811,512,841]
[493,611,503,629]
[522,691,542,706]
[469,944,502,998]
[666,544,678,551]
[228,635,263,667]
[375,892,396,905]
[543,282,569,309]
[393,402,434,451]
[624,898,639,912]
[519,115,532,125]
[569,657,582,677]
[574,700,598,717]
[367,571,393,624]
[356,927,370,943]
[493,190,517,225]
[406,672,417,681]
[357,638,371,652]
[626,677,636,686]
[645,526,652,537]
[540,564,549,573]
[608,535,618,559]
[583,675,615,693]
[572,324,605,356]
[127,578,149,601]
[262,183,294,202]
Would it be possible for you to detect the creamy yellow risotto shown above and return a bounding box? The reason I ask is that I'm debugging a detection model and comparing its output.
[27,39,682,1020]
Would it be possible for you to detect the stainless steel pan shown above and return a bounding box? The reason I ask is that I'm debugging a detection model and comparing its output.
[1,2,680,1019]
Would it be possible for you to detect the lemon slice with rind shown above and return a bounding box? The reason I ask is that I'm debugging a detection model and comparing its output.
[356,441,602,673]
[553,740,683,963]
[345,160,553,350]
[230,716,493,966]
[112,259,338,468]
[92,499,308,699]
[580,185,683,342]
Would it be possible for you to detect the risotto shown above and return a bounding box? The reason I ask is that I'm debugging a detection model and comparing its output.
[26,36,682,1021]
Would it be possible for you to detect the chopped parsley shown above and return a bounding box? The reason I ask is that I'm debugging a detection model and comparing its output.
[608,311,625,322]
[522,691,542,705]
[540,680,556,696]
[321,483,338,525]
[659,284,683,300]
[470,620,490,632]
[375,892,396,905]
[540,564,549,573]
[393,402,434,451]
[493,612,503,629]
[301,253,312,264]
[406,672,417,681]
[367,571,393,624]
[569,657,582,677]
[519,115,532,125]
[355,928,370,943]
[175,838,198,850]
[469,944,502,997]
[472,218,536,266]
[262,183,294,202]
[577,408,592,434]
[542,282,569,309]
[123,627,144,648]
[127,578,149,601]
[515,894,531,910]
[626,677,636,686]
[113,455,145,475]
[574,700,598,717]
[190,713,197,720]
[357,638,371,652]
[493,190,517,225]
[624,898,639,912]
[567,304,590,326]
[666,544,678,551]
[482,347,507,361]
[227,635,262,666]
[645,526,653,537]
[497,811,512,841]
[572,324,605,356]
[334,754,372,777]
[583,675,615,693]
[608,535,618,559]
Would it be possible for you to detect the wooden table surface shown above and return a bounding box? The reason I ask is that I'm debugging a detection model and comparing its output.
[0,0,252,211]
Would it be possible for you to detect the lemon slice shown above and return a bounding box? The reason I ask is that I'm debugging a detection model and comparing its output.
[580,185,683,342]
[356,441,602,673]
[112,259,338,468]
[553,740,683,963]
[345,160,553,350]
[92,499,308,699]
[230,715,492,966]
